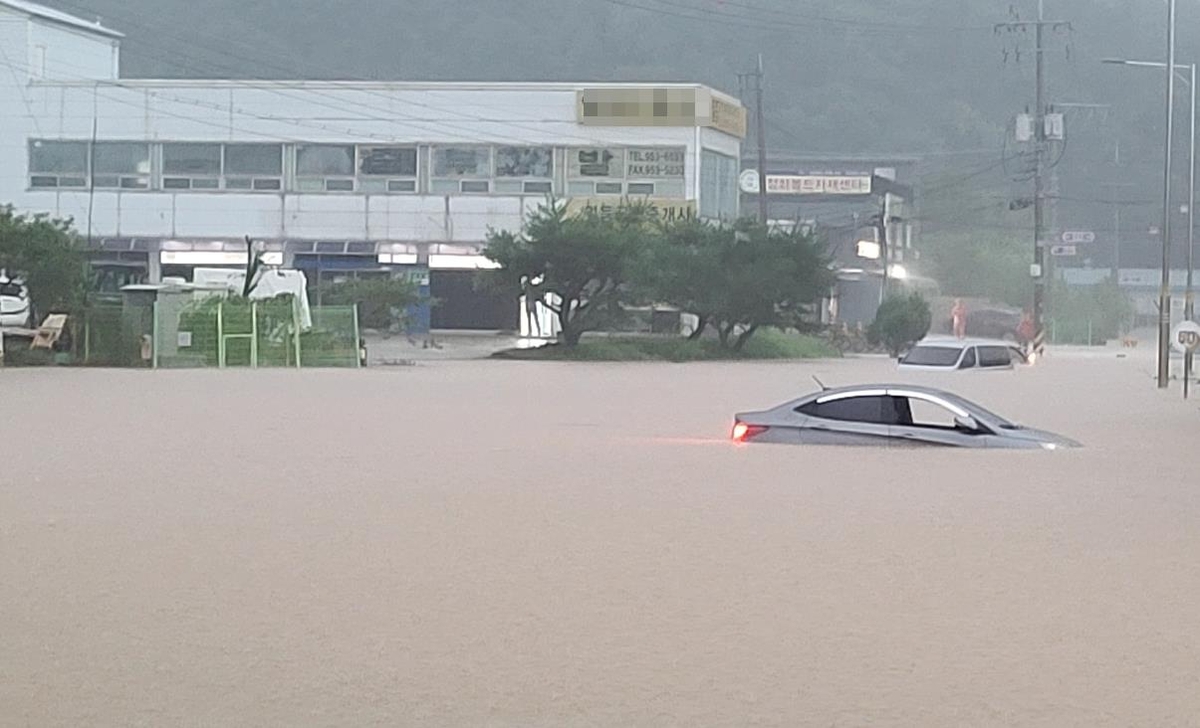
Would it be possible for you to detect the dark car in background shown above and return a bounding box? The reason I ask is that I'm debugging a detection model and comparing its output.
[948,307,1022,341]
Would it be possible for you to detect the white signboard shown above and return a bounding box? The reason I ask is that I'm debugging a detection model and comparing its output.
[1049,244,1077,257]
[625,147,685,178]
[738,171,873,195]
[1061,231,1096,244]
[764,174,872,195]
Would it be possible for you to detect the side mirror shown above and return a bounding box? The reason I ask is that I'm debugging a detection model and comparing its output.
[954,415,980,433]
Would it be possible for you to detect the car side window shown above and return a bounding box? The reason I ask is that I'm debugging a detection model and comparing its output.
[904,397,961,429]
[798,396,891,425]
[959,347,977,369]
[979,346,1012,368]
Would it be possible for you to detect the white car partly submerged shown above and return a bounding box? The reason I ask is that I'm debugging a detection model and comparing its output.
[898,336,1028,372]
[0,273,31,328]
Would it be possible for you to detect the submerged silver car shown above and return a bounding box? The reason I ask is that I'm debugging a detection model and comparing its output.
[732,384,1080,449]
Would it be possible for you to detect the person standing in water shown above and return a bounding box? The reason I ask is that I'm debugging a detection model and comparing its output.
[951,298,967,339]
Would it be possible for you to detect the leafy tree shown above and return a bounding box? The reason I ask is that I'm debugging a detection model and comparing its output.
[0,205,88,316]
[868,291,932,356]
[318,276,420,330]
[641,219,832,351]
[636,219,726,340]
[484,199,657,346]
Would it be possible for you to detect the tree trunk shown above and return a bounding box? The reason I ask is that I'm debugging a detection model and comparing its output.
[560,324,584,347]
[717,323,734,349]
[732,324,759,352]
[557,298,586,347]
[687,315,707,341]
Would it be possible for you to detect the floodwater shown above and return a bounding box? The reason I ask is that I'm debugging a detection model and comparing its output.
[2,348,1199,726]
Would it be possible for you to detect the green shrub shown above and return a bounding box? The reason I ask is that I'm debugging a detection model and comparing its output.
[868,292,932,356]
[492,329,838,362]
[1049,280,1133,345]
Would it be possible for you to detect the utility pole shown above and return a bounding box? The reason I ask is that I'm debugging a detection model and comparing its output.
[736,57,769,224]
[1159,0,1178,388]
[1113,141,1121,280]
[753,55,768,224]
[1186,60,1196,391]
[1034,2,1046,352]
[1103,55,1193,388]
[996,1,1071,356]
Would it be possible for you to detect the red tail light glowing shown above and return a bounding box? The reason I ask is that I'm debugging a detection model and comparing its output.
[731,421,768,442]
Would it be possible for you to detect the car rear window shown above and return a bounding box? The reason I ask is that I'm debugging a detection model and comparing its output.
[900,345,962,367]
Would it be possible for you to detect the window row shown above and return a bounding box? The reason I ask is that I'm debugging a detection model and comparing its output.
[28,140,688,196]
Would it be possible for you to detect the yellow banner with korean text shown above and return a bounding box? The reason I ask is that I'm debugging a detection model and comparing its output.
[565,197,697,224]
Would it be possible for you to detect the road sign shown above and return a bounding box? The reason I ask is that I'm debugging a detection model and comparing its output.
[1049,244,1077,257]
[1171,320,1200,353]
[1061,230,1096,244]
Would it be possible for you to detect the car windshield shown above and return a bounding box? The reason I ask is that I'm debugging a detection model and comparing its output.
[0,282,25,298]
[900,345,962,366]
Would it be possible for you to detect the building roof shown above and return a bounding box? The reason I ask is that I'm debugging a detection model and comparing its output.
[37,78,735,98]
[0,0,123,39]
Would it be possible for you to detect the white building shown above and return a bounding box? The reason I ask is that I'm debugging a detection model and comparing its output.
[0,0,744,329]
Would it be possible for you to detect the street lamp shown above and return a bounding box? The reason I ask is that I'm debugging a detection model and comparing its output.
[1104,51,1196,388]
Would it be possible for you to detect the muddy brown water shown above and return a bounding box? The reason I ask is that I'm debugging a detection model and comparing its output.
[2,349,1198,726]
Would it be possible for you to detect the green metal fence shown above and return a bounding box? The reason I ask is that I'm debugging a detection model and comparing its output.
[80,304,146,367]
[153,294,359,369]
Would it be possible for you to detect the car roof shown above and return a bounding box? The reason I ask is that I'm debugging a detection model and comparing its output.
[791,384,1012,425]
[812,383,956,398]
[913,336,1015,348]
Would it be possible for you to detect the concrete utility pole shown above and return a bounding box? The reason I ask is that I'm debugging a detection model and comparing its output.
[996,0,1071,356]
[1113,141,1121,281]
[1104,55,1196,389]
[736,58,769,224]
[753,55,768,224]
[1161,0,1178,388]
[1034,1,1046,351]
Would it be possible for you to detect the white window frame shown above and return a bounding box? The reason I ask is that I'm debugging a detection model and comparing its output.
[357,144,419,195]
[222,143,284,192]
[161,142,223,191]
[493,145,555,196]
[294,143,357,193]
[431,145,493,194]
[90,141,152,190]
[28,139,89,189]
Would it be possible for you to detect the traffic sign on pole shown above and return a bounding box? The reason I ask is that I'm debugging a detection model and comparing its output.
[1171,320,1200,353]
[1173,321,1200,399]
[1049,244,1077,256]
[1061,230,1096,244]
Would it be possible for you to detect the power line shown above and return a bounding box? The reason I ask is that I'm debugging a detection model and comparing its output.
[0,35,42,135]
[605,0,990,37]
[655,0,991,34]
[50,0,639,147]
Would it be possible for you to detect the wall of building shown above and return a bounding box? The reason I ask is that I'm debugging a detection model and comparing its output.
[1,81,729,244]
[27,20,118,80]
